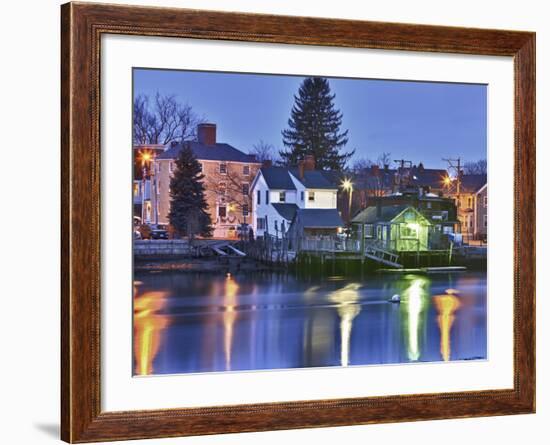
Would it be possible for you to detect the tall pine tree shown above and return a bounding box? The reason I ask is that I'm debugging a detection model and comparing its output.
[168,144,213,239]
[280,77,353,170]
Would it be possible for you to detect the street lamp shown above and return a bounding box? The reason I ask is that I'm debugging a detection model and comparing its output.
[341,178,354,221]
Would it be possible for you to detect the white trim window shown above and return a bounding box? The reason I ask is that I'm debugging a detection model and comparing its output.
[243,165,250,175]
[308,191,315,202]
[220,162,227,174]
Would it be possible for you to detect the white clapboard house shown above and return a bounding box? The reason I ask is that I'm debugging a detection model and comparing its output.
[250,156,344,238]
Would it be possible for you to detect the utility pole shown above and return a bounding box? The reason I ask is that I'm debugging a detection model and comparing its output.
[443,157,463,241]
[393,159,413,188]
[442,157,462,197]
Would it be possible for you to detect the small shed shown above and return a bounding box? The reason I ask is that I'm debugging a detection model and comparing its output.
[352,205,432,252]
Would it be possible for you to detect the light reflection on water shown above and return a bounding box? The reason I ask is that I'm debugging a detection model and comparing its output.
[133,271,487,376]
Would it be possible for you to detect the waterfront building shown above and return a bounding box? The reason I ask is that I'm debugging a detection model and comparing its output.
[444,174,487,242]
[250,155,343,238]
[351,187,459,251]
[151,123,262,238]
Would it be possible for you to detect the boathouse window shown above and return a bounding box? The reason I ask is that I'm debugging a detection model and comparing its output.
[279,191,286,202]
[308,191,315,202]
[400,223,419,239]
[218,205,227,218]
[220,163,227,174]
[257,190,261,205]
[364,224,374,238]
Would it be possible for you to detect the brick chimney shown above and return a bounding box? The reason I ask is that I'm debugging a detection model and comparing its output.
[197,123,216,145]
[298,155,316,179]
[304,154,316,171]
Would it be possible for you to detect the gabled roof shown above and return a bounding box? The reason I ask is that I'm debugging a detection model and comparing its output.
[289,169,340,189]
[352,205,409,224]
[257,167,297,190]
[272,203,298,221]
[294,208,344,228]
[157,141,259,163]
[454,174,487,194]
[352,204,431,226]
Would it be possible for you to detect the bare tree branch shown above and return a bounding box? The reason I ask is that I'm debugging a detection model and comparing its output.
[133,92,206,145]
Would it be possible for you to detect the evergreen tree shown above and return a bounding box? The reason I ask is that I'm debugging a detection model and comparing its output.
[168,144,213,239]
[280,77,353,170]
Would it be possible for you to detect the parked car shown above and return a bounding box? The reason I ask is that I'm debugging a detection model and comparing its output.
[150,229,168,240]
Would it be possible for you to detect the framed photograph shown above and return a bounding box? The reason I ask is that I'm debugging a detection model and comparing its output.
[61,2,535,442]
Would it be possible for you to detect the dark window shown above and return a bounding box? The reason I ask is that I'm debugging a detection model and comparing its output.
[242,183,249,195]
[243,165,250,175]
[218,206,227,218]
[364,224,374,238]
[308,191,315,202]
[257,218,265,230]
[220,163,227,174]
[257,190,261,205]
[265,190,269,204]
[242,204,249,217]
[301,191,305,201]
[279,191,286,202]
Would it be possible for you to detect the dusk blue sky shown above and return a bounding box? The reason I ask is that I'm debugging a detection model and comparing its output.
[133,68,487,170]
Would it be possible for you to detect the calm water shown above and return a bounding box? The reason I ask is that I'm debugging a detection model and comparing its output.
[133,271,487,376]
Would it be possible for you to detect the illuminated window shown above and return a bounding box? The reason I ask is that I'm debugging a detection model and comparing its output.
[400,223,419,239]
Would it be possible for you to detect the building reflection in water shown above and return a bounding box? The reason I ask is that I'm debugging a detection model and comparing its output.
[133,284,170,376]
[223,273,240,370]
[328,283,361,366]
[433,289,462,361]
[400,275,430,361]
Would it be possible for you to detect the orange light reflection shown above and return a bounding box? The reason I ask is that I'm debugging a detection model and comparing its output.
[433,290,461,361]
[133,289,170,375]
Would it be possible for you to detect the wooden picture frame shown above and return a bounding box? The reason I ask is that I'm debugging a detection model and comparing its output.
[61,2,535,442]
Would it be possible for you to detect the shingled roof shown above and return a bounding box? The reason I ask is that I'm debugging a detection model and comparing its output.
[272,203,299,221]
[294,208,344,228]
[352,205,410,224]
[157,141,259,163]
[289,168,340,189]
[257,167,297,190]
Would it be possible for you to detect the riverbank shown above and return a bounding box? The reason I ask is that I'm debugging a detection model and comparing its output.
[134,257,284,273]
